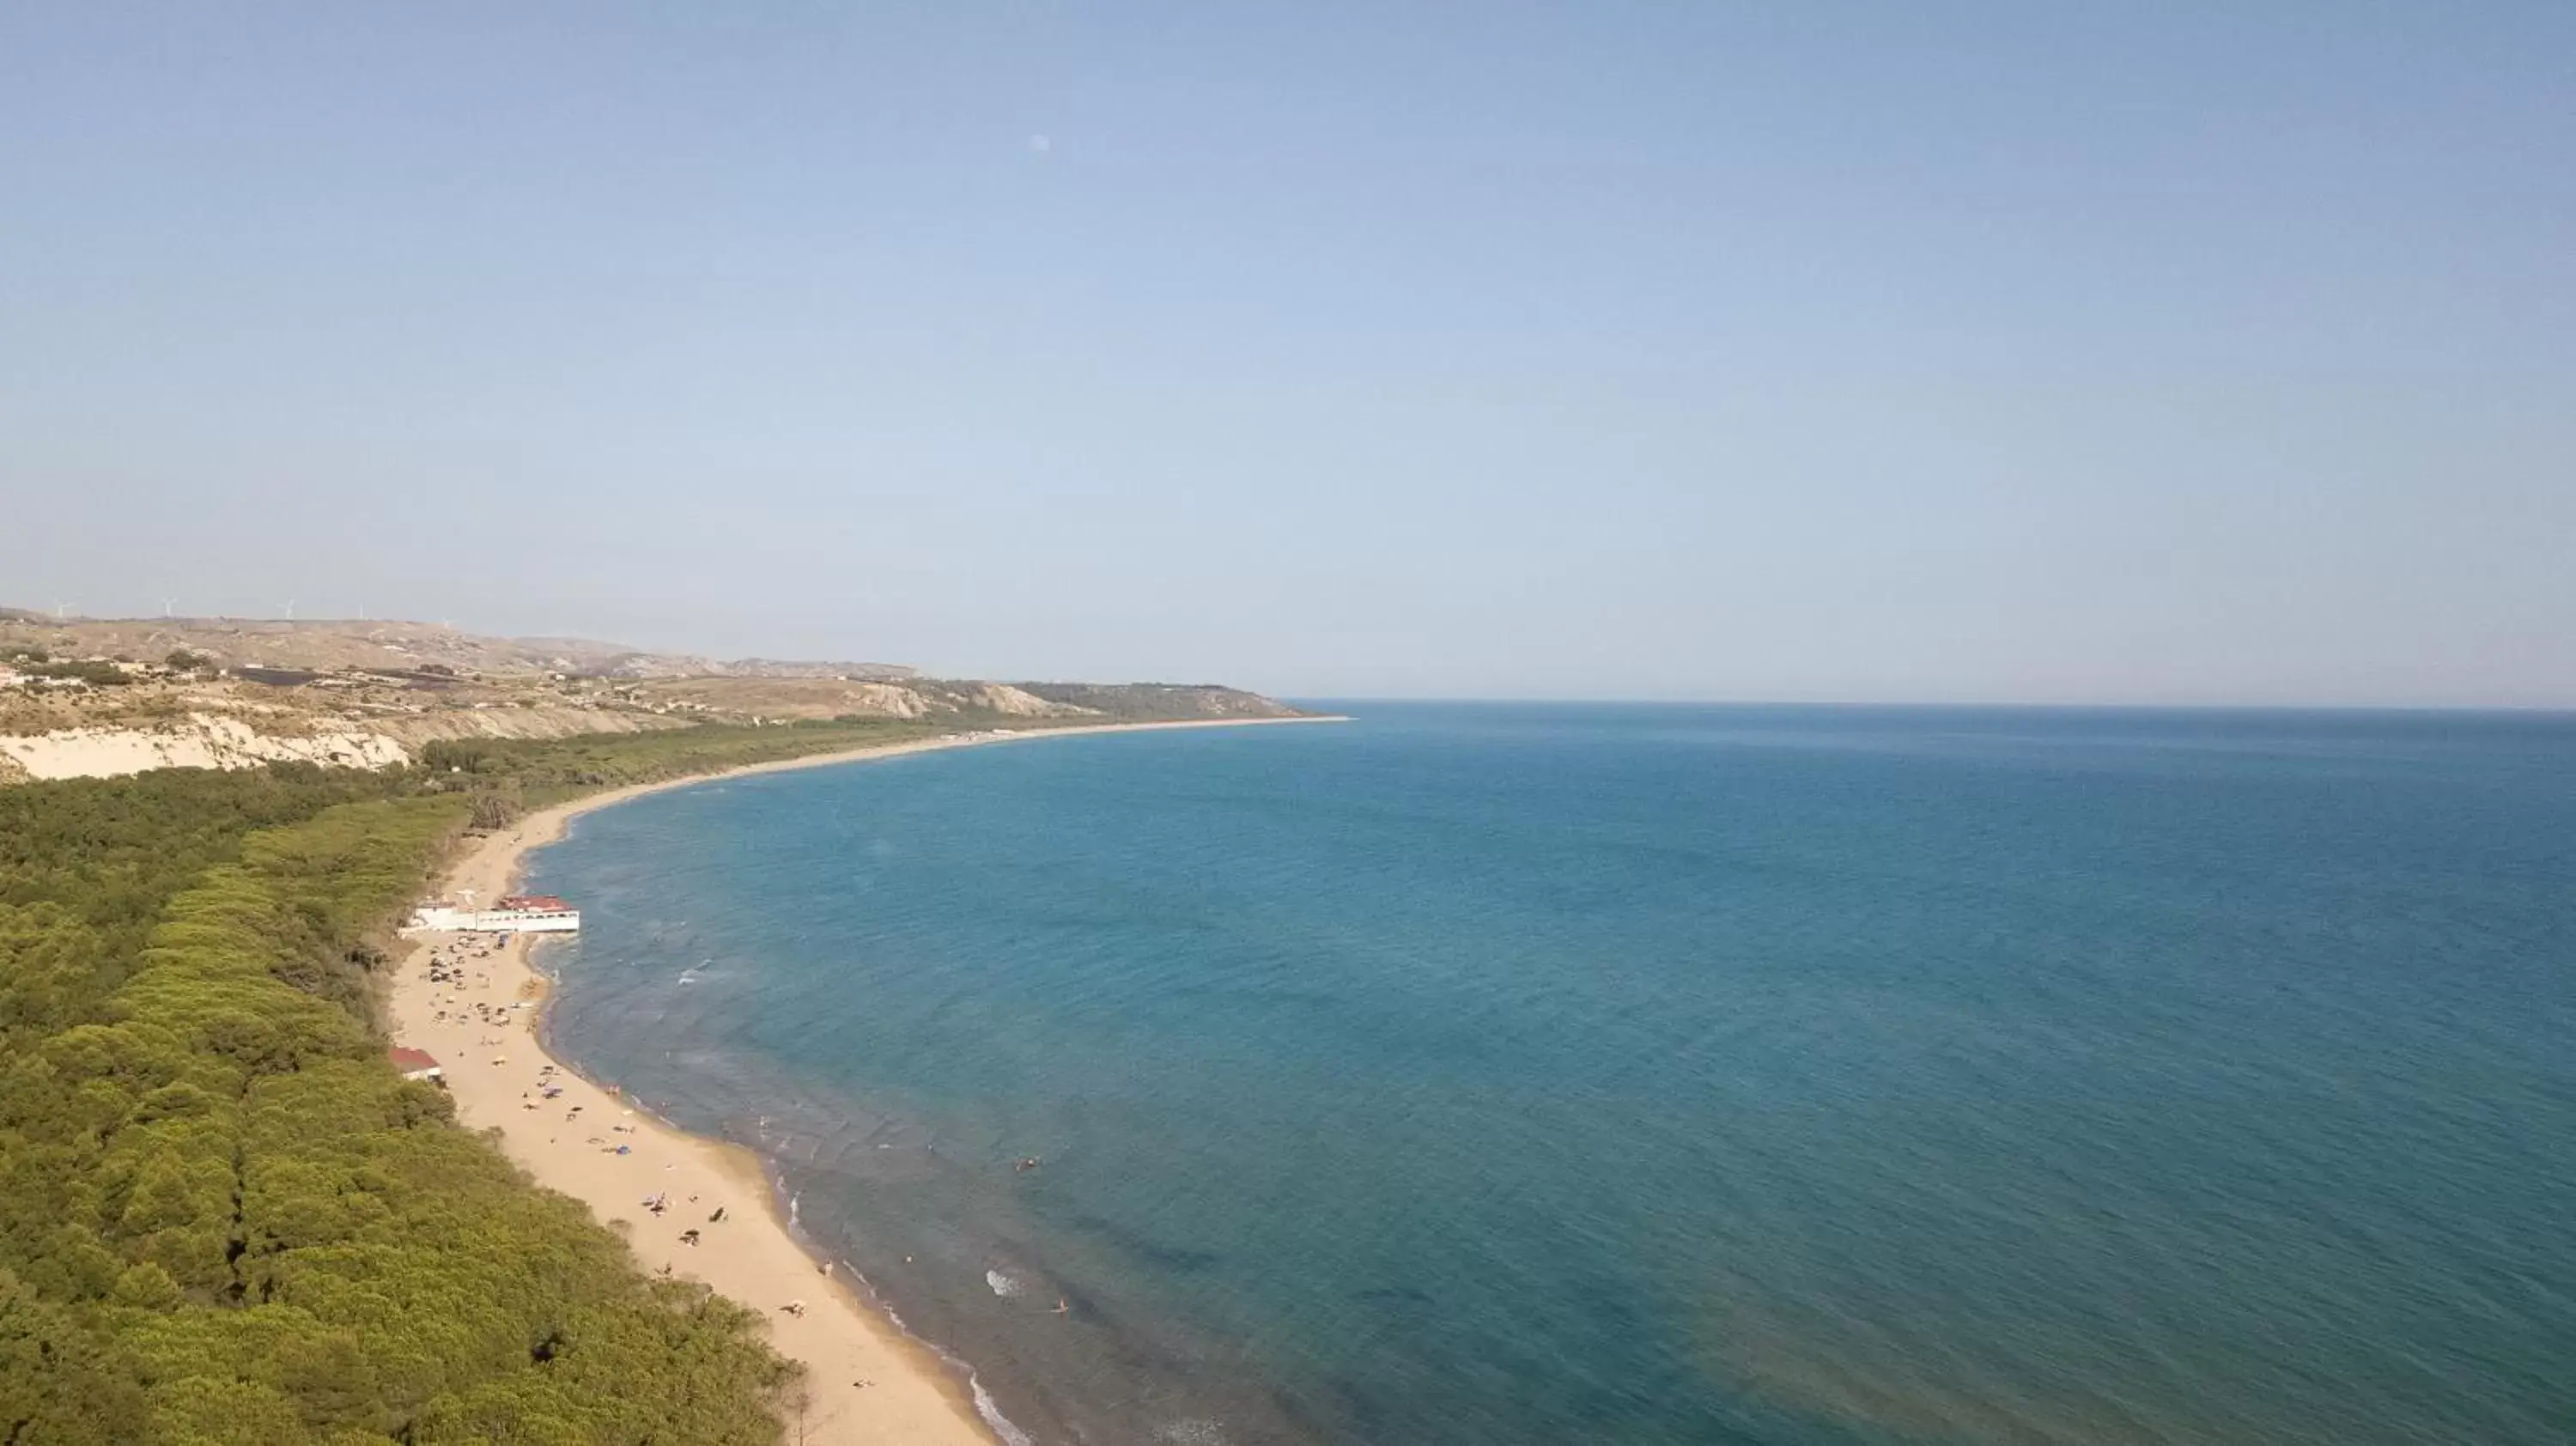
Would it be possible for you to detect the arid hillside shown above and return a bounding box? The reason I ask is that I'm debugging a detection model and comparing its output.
[0,611,1303,782]
[0,610,916,680]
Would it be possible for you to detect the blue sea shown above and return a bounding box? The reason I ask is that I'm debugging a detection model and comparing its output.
[526,705,2576,1445]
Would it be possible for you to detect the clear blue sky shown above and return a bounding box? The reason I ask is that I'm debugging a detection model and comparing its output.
[3,3,2569,703]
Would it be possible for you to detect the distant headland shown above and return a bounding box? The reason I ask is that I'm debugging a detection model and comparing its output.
[0,608,1308,783]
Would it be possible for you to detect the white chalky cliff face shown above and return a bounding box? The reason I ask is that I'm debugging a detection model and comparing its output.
[0,713,410,781]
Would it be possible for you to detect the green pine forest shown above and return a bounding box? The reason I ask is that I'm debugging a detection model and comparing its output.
[0,719,970,1444]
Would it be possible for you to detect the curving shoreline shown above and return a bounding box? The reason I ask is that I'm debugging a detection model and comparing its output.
[386,716,1343,1443]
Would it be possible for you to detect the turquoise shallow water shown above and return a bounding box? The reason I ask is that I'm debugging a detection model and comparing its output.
[529,706,2576,1445]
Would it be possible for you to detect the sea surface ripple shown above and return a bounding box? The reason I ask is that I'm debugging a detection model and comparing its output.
[529,705,2576,1445]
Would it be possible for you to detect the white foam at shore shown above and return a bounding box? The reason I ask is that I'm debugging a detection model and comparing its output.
[971,1376,1037,1446]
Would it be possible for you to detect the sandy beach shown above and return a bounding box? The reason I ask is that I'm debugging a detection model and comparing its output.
[385,716,1340,1443]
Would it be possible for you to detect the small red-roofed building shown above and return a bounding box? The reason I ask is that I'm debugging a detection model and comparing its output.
[391,1047,444,1083]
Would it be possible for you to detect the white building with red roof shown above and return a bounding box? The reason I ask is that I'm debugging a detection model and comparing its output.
[390,1047,444,1082]
[400,894,580,934]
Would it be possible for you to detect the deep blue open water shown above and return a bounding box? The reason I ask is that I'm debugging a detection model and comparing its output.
[527,705,2576,1445]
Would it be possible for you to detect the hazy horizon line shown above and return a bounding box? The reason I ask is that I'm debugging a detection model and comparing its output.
[1291,696,2576,716]
[11,610,2571,714]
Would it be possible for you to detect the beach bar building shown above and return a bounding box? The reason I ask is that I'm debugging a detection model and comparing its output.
[400,894,581,934]
[390,1047,444,1083]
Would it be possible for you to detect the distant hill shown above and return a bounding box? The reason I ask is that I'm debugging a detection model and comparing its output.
[0,613,916,681]
[1012,681,1310,721]
[0,610,1307,782]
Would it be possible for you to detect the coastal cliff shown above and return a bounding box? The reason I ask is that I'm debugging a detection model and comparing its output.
[0,611,1303,783]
